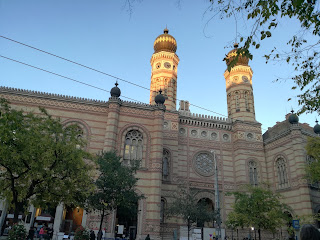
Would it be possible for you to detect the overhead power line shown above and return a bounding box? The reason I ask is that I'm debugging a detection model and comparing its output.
[0,54,269,133]
[0,35,150,91]
[0,55,140,103]
[0,35,229,118]
[0,36,269,131]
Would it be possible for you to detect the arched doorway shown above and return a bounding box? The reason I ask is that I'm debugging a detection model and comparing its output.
[196,198,214,228]
[61,206,84,235]
[116,202,138,240]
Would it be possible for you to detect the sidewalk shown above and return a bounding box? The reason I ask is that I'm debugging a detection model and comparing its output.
[0,236,8,240]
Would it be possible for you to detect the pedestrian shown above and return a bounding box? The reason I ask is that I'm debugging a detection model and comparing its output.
[90,230,96,240]
[145,234,151,240]
[300,224,320,240]
[27,227,35,240]
[39,226,45,239]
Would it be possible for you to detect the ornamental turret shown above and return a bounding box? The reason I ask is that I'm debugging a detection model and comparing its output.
[150,28,179,111]
[224,44,256,122]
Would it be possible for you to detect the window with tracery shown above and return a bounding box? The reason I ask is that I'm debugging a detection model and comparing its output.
[235,91,240,111]
[276,157,288,188]
[124,130,143,165]
[248,161,258,186]
[162,149,170,180]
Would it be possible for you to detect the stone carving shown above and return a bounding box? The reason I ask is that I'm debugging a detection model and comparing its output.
[193,153,214,176]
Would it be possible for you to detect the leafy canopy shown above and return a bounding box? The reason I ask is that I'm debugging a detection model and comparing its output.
[226,185,291,232]
[0,99,94,220]
[208,0,320,115]
[86,151,142,213]
[305,137,320,183]
[166,186,217,227]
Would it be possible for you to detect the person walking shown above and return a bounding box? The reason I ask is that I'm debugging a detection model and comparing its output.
[39,226,45,239]
[90,230,96,240]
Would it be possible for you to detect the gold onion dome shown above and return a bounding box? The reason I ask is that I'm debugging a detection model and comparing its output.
[154,28,177,53]
[225,43,249,67]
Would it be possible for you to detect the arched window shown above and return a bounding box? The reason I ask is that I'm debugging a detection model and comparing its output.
[227,93,231,115]
[244,91,249,111]
[235,91,240,112]
[248,160,258,186]
[160,198,166,223]
[162,149,170,180]
[124,130,143,165]
[276,157,288,188]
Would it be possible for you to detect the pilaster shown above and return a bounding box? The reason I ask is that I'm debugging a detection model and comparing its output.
[103,97,121,151]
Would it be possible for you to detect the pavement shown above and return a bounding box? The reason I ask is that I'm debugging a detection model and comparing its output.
[0,236,7,240]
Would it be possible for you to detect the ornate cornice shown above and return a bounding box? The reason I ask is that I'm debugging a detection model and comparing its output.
[0,86,108,105]
[179,111,232,131]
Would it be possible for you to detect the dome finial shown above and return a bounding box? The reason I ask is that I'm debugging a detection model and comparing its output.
[288,109,299,124]
[314,119,320,134]
[234,42,239,49]
[164,27,169,34]
[110,82,121,98]
[155,89,165,105]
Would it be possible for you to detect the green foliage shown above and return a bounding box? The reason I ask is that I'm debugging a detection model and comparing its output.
[87,151,142,211]
[166,186,216,228]
[74,226,90,240]
[226,185,291,234]
[208,0,320,115]
[86,151,143,231]
[0,99,94,221]
[8,224,27,240]
[305,137,320,183]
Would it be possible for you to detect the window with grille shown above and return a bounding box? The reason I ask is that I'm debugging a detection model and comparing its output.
[248,160,258,186]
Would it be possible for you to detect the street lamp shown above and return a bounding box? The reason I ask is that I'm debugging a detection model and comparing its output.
[211,150,221,240]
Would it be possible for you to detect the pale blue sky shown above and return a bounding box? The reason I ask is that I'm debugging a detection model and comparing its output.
[0,0,318,132]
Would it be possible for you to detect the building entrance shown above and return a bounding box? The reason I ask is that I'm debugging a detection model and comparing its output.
[116,203,138,240]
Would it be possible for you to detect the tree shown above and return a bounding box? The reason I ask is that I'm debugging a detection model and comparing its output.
[166,186,217,240]
[226,184,291,240]
[0,99,94,223]
[86,151,143,240]
[305,136,320,183]
[206,0,320,115]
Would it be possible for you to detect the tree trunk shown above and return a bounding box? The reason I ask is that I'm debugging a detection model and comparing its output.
[258,228,261,240]
[13,202,24,223]
[98,207,105,240]
[188,220,190,240]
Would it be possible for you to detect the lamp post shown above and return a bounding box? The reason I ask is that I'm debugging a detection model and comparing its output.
[211,150,221,240]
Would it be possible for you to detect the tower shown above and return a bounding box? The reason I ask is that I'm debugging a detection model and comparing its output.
[150,28,179,111]
[224,44,256,122]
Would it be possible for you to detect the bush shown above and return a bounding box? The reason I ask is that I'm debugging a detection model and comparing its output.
[8,224,27,240]
[74,226,90,240]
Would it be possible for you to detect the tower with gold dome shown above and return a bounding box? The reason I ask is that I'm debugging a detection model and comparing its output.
[224,44,256,122]
[150,28,179,111]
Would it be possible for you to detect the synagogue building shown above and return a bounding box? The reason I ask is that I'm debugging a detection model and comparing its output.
[0,28,320,240]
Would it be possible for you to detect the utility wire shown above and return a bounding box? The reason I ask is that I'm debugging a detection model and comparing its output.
[0,35,150,91]
[0,36,270,131]
[0,35,229,118]
[0,55,140,103]
[0,54,269,133]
